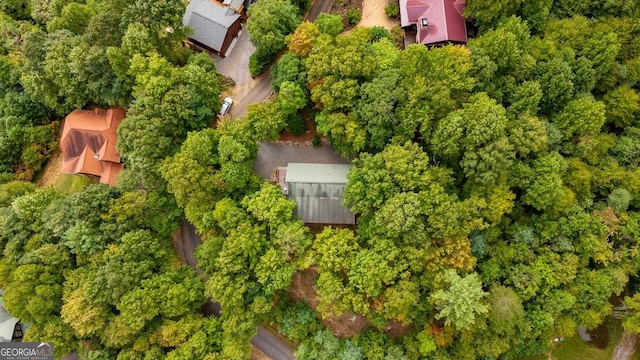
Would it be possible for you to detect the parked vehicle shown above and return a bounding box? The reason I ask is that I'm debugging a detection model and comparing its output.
[219,97,233,116]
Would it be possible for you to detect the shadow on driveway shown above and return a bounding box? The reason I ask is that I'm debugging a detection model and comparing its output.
[253,142,352,179]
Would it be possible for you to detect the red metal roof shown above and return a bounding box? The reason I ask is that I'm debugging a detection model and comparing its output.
[400,0,467,45]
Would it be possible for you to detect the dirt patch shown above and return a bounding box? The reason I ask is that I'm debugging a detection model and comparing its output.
[37,149,63,188]
[385,320,411,338]
[251,346,271,360]
[290,266,321,307]
[358,0,398,30]
[329,0,364,30]
[279,116,319,143]
[289,266,369,337]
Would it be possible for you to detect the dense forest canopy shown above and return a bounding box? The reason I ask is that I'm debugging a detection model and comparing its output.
[2,0,640,359]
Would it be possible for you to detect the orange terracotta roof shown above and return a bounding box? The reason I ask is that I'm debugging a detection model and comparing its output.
[60,108,126,186]
[73,146,103,176]
[100,162,123,186]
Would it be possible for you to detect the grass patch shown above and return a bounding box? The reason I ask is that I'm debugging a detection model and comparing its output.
[523,317,639,360]
[54,173,96,194]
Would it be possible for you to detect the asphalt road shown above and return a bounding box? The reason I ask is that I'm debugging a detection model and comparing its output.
[172,222,294,360]
[305,0,336,21]
[252,326,295,360]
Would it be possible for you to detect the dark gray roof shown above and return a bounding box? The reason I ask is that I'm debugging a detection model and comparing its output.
[183,0,241,51]
[285,163,355,224]
[286,182,356,224]
[0,295,19,342]
[285,163,351,184]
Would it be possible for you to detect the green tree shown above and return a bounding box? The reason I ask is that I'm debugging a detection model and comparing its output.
[47,2,95,34]
[278,81,307,114]
[431,92,508,162]
[535,57,575,114]
[507,81,542,116]
[247,0,301,55]
[603,86,640,128]
[552,96,606,140]
[315,111,366,156]
[464,0,521,29]
[355,69,408,152]
[271,52,306,92]
[431,270,489,330]
[623,293,640,334]
[246,100,287,141]
[608,188,632,212]
[0,0,32,20]
[487,285,524,333]
[314,13,343,37]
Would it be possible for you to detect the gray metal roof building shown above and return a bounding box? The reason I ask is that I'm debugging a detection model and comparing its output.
[285,163,356,225]
[183,0,242,58]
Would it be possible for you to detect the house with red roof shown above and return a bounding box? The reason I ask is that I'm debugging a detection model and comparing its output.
[400,0,468,46]
[60,108,125,186]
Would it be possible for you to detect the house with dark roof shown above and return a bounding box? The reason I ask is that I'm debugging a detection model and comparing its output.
[400,0,468,46]
[278,163,356,225]
[1,290,22,342]
[183,0,243,58]
[60,108,125,186]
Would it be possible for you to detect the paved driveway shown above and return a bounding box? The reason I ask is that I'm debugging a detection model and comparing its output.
[253,142,352,179]
[213,30,272,117]
[212,0,336,118]
[305,0,335,21]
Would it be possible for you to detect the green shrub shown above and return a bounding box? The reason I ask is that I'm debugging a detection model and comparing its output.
[286,113,306,136]
[346,8,361,25]
[369,26,393,42]
[249,49,275,77]
[391,25,404,48]
[385,3,399,18]
[315,13,343,36]
[312,135,321,146]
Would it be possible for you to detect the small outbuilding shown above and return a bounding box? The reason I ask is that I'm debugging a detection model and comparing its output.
[282,163,356,225]
[183,0,243,58]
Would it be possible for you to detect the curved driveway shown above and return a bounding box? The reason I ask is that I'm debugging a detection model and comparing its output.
[172,222,294,359]
[213,0,335,118]
[201,1,339,358]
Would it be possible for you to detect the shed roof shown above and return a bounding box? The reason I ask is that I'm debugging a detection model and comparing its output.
[285,163,351,184]
[183,0,241,52]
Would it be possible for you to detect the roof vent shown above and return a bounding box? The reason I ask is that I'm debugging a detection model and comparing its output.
[421,18,428,27]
